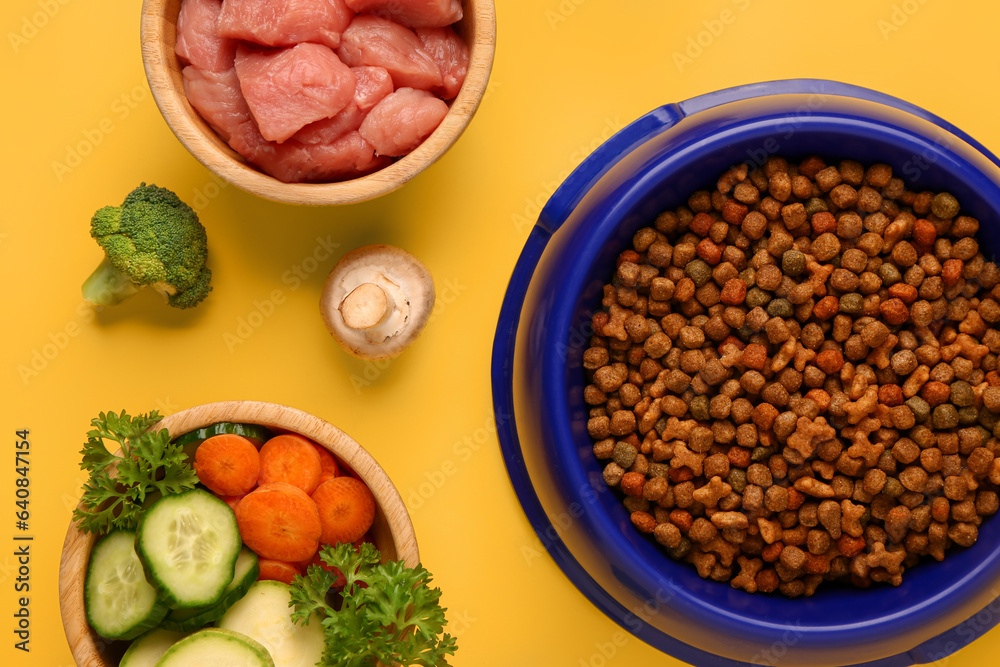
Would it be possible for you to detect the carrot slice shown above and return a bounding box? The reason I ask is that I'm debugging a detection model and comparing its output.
[235,482,321,562]
[194,434,260,496]
[311,477,376,545]
[258,434,322,494]
[313,443,340,484]
[257,559,302,585]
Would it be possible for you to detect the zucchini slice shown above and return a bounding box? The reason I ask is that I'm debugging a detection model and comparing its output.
[155,627,274,667]
[161,548,260,632]
[137,489,241,608]
[85,530,168,640]
[217,580,324,667]
[119,628,186,667]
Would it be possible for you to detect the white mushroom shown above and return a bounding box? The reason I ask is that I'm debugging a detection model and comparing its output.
[320,245,435,360]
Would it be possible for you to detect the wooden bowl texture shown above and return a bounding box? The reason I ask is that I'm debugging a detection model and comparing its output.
[60,400,418,667]
[141,0,497,205]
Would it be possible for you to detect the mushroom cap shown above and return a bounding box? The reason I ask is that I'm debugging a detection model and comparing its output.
[320,245,435,360]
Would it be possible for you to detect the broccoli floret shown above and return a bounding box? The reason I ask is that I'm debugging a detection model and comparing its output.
[82,183,212,309]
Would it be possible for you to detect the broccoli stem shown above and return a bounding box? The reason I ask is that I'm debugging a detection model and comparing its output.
[82,257,142,306]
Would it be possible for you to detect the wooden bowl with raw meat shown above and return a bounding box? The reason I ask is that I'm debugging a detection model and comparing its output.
[141,0,496,205]
[60,400,419,667]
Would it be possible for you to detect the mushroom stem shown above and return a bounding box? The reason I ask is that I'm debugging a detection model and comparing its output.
[340,282,390,330]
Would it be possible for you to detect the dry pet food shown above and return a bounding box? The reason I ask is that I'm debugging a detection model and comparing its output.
[585,155,1000,597]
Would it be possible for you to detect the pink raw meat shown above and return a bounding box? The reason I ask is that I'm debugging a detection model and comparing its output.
[338,15,442,91]
[255,131,390,182]
[182,66,253,141]
[227,116,271,163]
[359,87,448,157]
[218,0,354,50]
[175,0,237,72]
[352,66,393,110]
[292,102,368,145]
[235,42,357,143]
[416,27,468,100]
[344,0,462,28]
[227,114,389,183]
[290,67,391,145]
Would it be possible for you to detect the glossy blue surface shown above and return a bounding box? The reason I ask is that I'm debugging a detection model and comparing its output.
[492,80,1000,666]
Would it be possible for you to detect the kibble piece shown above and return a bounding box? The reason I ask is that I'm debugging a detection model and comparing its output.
[613,441,638,469]
[830,184,859,209]
[932,192,961,219]
[782,250,806,277]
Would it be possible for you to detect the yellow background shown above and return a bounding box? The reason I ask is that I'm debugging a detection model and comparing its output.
[3,0,1000,665]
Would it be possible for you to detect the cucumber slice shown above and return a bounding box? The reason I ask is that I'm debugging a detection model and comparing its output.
[217,580,324,667]
[85,530,168,640]
[137,489,241,608]
[120,628,187,667]
[161,548,260,632]
[154,627,274,667]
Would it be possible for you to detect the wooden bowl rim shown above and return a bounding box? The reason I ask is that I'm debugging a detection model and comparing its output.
[140,0,497,205]
[59,400,419,667]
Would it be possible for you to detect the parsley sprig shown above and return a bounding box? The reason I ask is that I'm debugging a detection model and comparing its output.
[73,410,198,534]
[290,542,458,667]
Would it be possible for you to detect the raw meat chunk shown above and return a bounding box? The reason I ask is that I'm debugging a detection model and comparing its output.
[228,112,389,182]
[235,42,356,143]
[218,0,354,50]
[227,116,271,163]
[175,0,237,72]
[338,15,442,91]
[182,67,253,141]
[292,102,368,145]
[255,131,390,182]
[416,26,468,100]
[344,0,462,28]
[290,67,391,146]
[359,87,448,157]
[352,66,393,111]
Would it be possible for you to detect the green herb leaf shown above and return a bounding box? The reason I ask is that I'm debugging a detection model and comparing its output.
[290,542,458,667]
[73,410,197,533]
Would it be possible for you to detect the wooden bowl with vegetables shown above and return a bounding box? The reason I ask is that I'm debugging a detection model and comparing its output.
[59,401,438,667]
[141,0,496,205]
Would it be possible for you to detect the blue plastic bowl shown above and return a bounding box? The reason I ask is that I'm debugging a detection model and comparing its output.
[492,79,1000,667]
